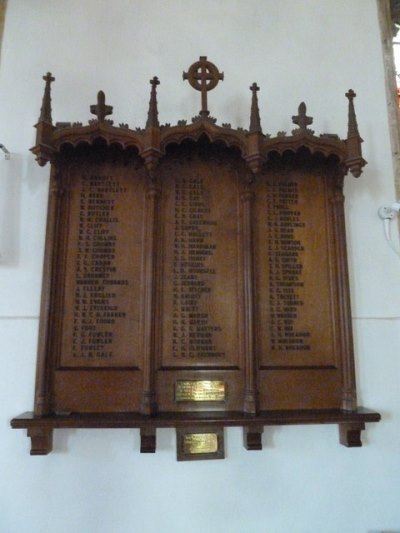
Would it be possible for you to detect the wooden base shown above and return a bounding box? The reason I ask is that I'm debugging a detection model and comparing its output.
[339,422,365,447]
[27,427,53,455]
[243,425,264,450]
[140,427,156,453]
[12,408,380,456]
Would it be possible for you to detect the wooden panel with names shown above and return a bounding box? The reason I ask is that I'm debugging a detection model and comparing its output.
[159,151,241,369]
[59,163,145,368]
[254,169,337,369]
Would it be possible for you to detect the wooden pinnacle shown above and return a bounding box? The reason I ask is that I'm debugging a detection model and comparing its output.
[39,72,55,124]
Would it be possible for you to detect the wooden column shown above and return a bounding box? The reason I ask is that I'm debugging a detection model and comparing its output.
[140,180,160,415]
[241,185,258,414]
[330,173,357,412]
[34,166,65,416]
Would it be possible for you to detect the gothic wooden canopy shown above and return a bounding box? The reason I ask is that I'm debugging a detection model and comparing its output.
[32,56,365,180]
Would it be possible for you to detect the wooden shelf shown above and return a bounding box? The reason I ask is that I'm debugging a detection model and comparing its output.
[11,408,381,455]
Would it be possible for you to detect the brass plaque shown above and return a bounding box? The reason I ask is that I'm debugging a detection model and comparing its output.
[177,427,224,461]
[183,433,218,454]
[175,380,225,402]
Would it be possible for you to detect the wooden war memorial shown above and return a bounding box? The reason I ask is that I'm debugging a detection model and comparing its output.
[11,57,380,459]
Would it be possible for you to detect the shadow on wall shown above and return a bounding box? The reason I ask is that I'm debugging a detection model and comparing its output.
[368,530,400,532]
[0,155,22,267]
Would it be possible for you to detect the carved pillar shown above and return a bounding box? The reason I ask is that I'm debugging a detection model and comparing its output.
[141,180,160,415]
[241,185,258,414]
[34,166,65,415]
[330,172,357,412]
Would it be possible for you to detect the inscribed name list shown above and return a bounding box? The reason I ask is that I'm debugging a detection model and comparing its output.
[255,171,336,367]
[60,166,144,367]
[161,160,240,366]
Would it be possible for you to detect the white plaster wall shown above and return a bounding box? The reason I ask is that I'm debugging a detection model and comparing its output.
[0,1,399,532]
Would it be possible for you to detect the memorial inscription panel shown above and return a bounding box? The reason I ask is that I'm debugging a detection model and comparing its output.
[159,153,241,369]
[255,168,337,368]
[252,165,342,410]
[60,162,145,368]
[155,148,245,411]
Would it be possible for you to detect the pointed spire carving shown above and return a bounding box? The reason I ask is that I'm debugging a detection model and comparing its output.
[39,72,55,124]
[345,89,359,138]
[146,76,160,128]
[344,89,366,178]
[249,82,262,134]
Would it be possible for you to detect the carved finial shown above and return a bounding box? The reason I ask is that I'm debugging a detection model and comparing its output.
[146,76,160,128]
[345,89,359,138]
[292,102,313,133]
[249,82,262,134]
[90,90,113,122]
[344,89,366,177]
[38,72,55,124]
[183,56,224,118]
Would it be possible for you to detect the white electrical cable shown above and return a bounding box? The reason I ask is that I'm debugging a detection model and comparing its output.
[378,203,400,258]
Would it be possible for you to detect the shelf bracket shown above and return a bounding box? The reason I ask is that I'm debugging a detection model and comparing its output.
[140,427,156,453]
[243,425,264,450]
[27,427,53,455]
[339,421,365,447]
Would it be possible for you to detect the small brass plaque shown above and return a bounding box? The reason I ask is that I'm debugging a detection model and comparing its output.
[176,427,225,461]
[183,433,218,455]
[175,380,225,402]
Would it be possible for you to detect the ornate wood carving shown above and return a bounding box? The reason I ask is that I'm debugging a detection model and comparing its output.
[11,58,380,458]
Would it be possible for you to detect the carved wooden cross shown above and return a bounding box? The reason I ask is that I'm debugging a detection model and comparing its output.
[292,102,313,131]
[150,76,160,89]
[250,82,260,94]
[183,56,224,117]
[43,72,55,84]
[90,90,113,122]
